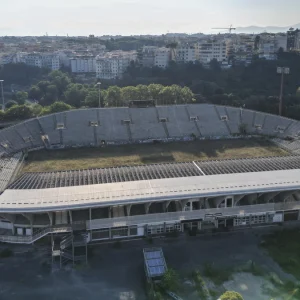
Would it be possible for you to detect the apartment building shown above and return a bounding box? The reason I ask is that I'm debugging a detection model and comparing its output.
[195,41,227,64]
[140,46,157,67]
[96,50,137,79]
[19,53,60,70]
[175,46,196,63]
[287,28,300,51]
[70,55,96,73]
[154,47,170,68]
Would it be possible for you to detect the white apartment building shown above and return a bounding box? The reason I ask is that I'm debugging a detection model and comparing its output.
[195,41,227,64]
[96,51,137,79]
[19,53,60,70]
[70,56,96,73]
[154,47,170,68]
[140,46,157,67]
[175,46,196,63]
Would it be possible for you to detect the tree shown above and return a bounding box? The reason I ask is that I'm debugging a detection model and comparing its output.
[105,86,122,107]
[220,291,244,300]
[30,104,43,116]
[15,91,28,105]
[4,105,34,121]
[29,86,43,101]
[5,100,18,109]
[48,102,72,114]
[161,268,180,292]
[121,86,139,101]
[48,70,71,96]
[64,84,88,108]
[136,84,150,100]
[85,90,105,108]
[148,84,164,102]
[180,86,194,104]
[42,85,59,105]
[209,58,221,71]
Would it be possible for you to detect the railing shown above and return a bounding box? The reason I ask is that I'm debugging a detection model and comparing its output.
[61,250,73,260]
[0,225,72,244]
[60,235,72,249]
[88,201,300,230]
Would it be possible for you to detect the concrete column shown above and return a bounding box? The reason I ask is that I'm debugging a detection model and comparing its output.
[68,211,73,224]
[47,212,53,226]
[205,198,211,209]
[126,204,132,216]
[263,192,280,203]
[109,207,112,218]
[145,203,151,214]
[180,199,189,211]
[162,201,171,212]
[197,221,201,230]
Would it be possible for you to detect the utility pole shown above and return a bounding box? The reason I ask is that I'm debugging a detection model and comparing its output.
[97,82,101,108]
[277,67,290,116]
[0,80,4,111]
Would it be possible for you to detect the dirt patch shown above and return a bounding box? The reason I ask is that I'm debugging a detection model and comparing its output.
[22,138,288,172]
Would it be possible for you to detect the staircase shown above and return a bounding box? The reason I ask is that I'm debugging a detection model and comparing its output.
[126,123,133,141]
[0,225,72,244]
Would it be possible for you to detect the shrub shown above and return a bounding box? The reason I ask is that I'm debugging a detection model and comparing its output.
[220,291,244,300]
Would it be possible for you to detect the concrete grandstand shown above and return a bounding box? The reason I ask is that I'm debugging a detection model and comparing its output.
[0,103,300,266]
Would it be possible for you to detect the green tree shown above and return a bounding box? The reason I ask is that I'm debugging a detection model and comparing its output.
[30,104,43,116]
[48,102,72,114]
[121,86,139,101]
[136,84,150,100]
[5,105,34,121]
[48,70,71,96]
[105,86,122,107]
[85,90,107,108]
[5,100,18,109]
[161,268,180,292]
[220,291,244,300]
[15,91,28,104]
[64,84,88,108]
[180,86,194,104]
[29,86,43,101]
[42,85,59,104]
[148,84,164,102]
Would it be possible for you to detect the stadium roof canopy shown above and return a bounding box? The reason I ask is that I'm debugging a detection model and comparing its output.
[1,168,300,213]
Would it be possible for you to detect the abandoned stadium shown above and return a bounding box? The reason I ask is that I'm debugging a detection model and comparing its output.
[0,103,300,267]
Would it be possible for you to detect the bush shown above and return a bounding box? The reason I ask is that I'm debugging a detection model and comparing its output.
[220,291,244,300]
[0,248,13,258]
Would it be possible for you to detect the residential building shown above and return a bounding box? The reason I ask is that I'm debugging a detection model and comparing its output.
[140,46,157,68]
[154,47,170,68]
[175,46,195,63]
[195,41,227,64]
[287,28,300,51]
[96,50,137,79]
[70,55,96,73]
[19,52,60,70]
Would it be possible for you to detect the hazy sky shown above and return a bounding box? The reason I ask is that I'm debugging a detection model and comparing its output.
[1,0,299,36]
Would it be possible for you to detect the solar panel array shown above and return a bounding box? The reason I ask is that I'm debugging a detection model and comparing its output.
[7,155,300,190]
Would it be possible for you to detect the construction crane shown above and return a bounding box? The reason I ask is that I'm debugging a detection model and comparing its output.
[212,25,236,34]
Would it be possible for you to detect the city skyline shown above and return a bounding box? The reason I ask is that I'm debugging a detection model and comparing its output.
[1,0,300,36]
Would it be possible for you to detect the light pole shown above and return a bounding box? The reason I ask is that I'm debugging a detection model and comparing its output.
[97,82,101,108]
[277,67,290,116]
[0,80,4,111]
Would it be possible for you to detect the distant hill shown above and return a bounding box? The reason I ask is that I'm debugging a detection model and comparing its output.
[236,24,300,34]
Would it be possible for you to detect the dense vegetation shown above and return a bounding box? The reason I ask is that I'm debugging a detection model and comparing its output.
[2,51,300,122]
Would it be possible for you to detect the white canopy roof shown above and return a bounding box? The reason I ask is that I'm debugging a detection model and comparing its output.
[1,169,300,213]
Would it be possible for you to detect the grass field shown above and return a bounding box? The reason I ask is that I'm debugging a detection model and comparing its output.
[22,138,288,173]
